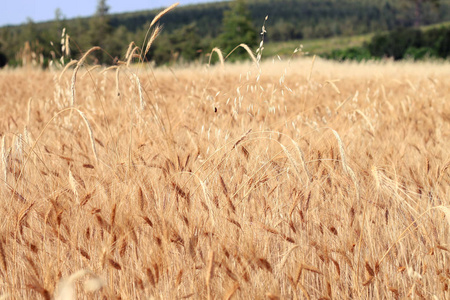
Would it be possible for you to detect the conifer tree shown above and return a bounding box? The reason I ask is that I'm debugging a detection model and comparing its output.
[88,0,112,63]
[216,0,257,61]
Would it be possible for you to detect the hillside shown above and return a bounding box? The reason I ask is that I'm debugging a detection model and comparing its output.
[1,0,450,66]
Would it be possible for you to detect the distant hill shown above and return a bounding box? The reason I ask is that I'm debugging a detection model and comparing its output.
[1,0,450,66]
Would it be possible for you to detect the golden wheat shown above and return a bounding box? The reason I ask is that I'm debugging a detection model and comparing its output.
[0,46,449,300]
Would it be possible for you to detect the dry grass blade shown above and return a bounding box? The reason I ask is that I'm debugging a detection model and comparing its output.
[71,46,101,106]
[115,66,121,96]
[223,282,239,300]
[330,129,348,174]
[68,169,79,202]
[81,65,101,78]
[280,143,304,185]
[302,263,322,275]
[335,95,352,112]
[27,98,33,124]
[330,128,359,199]
[59,60,78,81]
[280,245,299,267]
[308,55,316,81]
[355,110,375,134]
[206,250,215,299]
[127,46,139,66]
[16,201,34,227]
[208,47,225,68]
[99,65,118,74]
[225,44,258,66]
[1,136,7,182]
[436,206,450,228]
[125,41,136,60]
[77,110,99,163]
[294,142,312,183]
[297,282,311,300]
[232,129,252,150]
[266,293,280,300]
[134,74,145,110]
[0,240,7,272]
[325,80,341,94]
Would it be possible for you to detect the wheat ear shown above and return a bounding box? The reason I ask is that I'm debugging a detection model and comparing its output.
[208,48,225,68]
[144,26,162,59]
[140,2,179,60]
[150,2,179,28]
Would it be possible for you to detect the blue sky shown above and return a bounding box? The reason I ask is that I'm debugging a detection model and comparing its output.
[1,0,224,27]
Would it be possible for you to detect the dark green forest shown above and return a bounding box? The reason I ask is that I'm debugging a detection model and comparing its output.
[1,0,450,67]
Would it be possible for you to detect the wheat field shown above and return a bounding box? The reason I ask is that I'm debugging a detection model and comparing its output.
[0,51,449,300]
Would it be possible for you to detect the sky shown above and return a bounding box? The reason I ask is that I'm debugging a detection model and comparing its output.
[1,0,223,27]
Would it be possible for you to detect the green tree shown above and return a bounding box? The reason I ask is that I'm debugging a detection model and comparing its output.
[106,25,130,62]
[215,0,257,61]
[0,39,7,67]
[96,0,110,17]
[147,23,203,65]
[88,0,112,64]
[54,8,64,24]
[169,23,203,62]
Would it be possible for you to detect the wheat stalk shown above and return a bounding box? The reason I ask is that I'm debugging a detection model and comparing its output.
[126,46,139,66]
[27,97,33,124]
[70,47,101,106]
[125,42,136,60]
[208,47,225,68]
[68,169,78,203]
[1,135,7,183]
[77,110,99,163]
[308,55,316,81]
[225,43,258,66]
[134,74,145,110]
[115,66,121,96]
[206,250,215,300]
[59,59,78,81]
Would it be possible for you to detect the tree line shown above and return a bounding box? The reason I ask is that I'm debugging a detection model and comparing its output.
[322,25,450,61]
[1,0,450,67]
